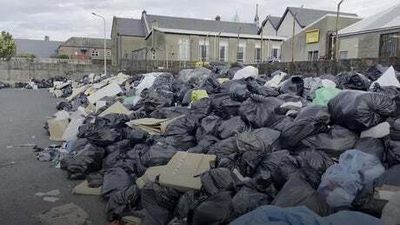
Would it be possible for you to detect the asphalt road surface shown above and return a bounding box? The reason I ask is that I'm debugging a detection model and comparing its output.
[0,89,107,225]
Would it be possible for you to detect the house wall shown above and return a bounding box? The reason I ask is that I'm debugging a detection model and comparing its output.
[339,28,400,59]
[339,37,360,59]
[277,12,302,38]
[261,21,277,36]
[58,46,111,61]
[358,32,381,58]
[280,16,361,62]
[112,35,146,66]
[145,32,283,64]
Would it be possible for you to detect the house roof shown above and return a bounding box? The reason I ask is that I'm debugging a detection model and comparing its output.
[113,17,146,37]
[259,15,281,34]
[15,39,62,58]
[278,7,358,29]
[145,14,259,35]
[339,3,400,37]
[268,16,281,29]
[60,37,111,49]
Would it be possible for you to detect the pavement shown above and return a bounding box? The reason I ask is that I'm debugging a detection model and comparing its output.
[0,89,108,225]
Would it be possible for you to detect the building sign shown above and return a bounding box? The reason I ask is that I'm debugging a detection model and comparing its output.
[306,29,320,44]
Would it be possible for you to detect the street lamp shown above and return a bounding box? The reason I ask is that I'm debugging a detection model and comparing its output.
[92,12,107,75]
[335,0,345,62]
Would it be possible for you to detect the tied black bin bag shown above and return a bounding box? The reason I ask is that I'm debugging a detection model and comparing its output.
[280,106,330,149]
[232,186,272,217]
[192,191,234,225]
[272,176,331,216]
[279,76,304,96]
[328,90,397,131]
[336,72,371,91]
[239,94,284,129]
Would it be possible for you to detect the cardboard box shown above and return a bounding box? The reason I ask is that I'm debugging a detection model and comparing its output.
[159,152,216,191]
[48,118,69,141]
[99,101,132,117]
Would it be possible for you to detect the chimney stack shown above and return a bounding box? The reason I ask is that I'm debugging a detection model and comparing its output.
[44,36,49,41]
[215,15,221,21]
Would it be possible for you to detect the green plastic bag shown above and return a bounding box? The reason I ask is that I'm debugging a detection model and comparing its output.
[313,87,341,106]
[191,89,209,102]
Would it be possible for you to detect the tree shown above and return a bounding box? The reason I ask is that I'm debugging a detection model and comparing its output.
[0,31,16,60]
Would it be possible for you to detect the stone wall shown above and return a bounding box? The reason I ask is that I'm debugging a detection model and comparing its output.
[0,58,104,83]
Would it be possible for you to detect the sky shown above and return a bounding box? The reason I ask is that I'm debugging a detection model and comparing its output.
[0,0,397,41]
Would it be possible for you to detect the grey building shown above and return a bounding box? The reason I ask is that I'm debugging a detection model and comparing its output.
[111,10,286,66]
[15,37,62,58]
[339,3,400,60]
[111,17,147,66]
[281,15,361,62]
[259,7,358,39]
[259,16,281,36]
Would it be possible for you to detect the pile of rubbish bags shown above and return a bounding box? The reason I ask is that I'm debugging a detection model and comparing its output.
[38,63,400,225]
[0,81,10,89]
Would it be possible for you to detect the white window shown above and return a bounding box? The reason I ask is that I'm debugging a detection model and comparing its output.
[91,49,99,57]
[199,40,209,61]
[219,41,228,62]
[255,43,261,63]
[308,51,319,61]
[178,39,190,60]
[272,48,279,58]
[237,41,246,63]
[339,51,348,59]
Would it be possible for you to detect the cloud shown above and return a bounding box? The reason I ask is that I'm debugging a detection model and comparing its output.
[0,0,396,41]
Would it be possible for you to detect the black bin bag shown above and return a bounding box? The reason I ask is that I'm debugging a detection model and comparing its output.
[239,94,284,128]
[328,90,397,131]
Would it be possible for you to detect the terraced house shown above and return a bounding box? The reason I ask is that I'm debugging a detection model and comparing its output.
[111,9,286,67]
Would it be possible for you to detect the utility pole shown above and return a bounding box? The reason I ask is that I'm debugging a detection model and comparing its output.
[260,24,264,64]
[291,6,303,74]
[92,12,107,75]
[291,11,299,65]
[237,27,241,62]
[218,31,222,61]
[335,0,345,62]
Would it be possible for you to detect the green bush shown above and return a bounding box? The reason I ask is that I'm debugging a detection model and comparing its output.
[0,31,16,60]
[56,54,69,59]
[16,53,36,59]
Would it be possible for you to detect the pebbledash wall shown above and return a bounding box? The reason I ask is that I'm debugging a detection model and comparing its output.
[0,58,104,83]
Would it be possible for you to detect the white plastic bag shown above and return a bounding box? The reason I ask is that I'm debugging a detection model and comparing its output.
[233,66,259,80]
[370,66,400,88]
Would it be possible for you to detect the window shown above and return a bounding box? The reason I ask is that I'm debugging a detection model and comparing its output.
[255,47,261,63]
[380,33,399,58]
[272,48,279,58]
[339,51,348,59]
[219,41,228,62]
[313,51,319,61]
[178,39,190,60]
[308,51,319,61]
[237,42,246,63]
[199,40,209,61]
[91,49,99,57]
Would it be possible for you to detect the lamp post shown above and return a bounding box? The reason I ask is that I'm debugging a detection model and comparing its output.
[335,0,345,62]
[92,12,107,75]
